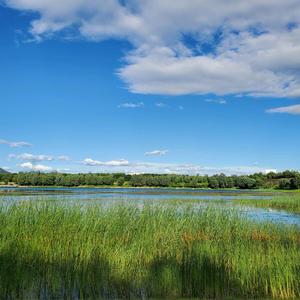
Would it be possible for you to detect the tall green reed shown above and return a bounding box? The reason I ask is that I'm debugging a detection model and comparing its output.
[236,195,300,214]
[0,202,299,299]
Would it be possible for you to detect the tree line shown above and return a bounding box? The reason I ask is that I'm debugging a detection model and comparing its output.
[0,170,300,189]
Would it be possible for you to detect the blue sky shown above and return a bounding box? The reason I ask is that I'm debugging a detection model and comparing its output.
[1,1,300,175]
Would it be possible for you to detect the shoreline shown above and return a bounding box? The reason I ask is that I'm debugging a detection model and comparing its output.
[0,184,299,193]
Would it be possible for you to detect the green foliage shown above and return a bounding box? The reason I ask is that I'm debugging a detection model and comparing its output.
[279,178,293,190]
[1,170,300,190]
[234,176,257,189]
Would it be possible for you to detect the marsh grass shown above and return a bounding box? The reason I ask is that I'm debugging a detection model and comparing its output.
[0,202,299,299]
[236,195,300,214]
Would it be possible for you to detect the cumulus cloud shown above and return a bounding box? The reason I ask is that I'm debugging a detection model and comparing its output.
[145,150,168,157]
[4,0,300,98]
[19,162,53,172]
[266,104,300,115]
[118,102,144,108]
[0,139,32,148]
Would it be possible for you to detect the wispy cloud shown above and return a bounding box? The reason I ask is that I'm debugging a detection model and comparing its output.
[9,153,70,162]
[0,139,32,148]
[57,155,70,161]
[205,98,227,105]
[118,102,144,108]
[57,168,71,173]
[266,104,300,115]
[145,150,169,157]
[9,153,53,162]
[155,102,167,108]
[83,158,129,166]
[19,162,53,172]
[81,157,275,175]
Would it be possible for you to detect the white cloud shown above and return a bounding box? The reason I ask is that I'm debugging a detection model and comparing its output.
[0,139,32,148]
[57,168,71,172]
[118,102,144,108]
[4,0,300,97]
[10,153,54,162]
[145,150,168,157]
[263,169,277,174]
[9,153,70,162]
[205,98,227,105]
[83,158,129,166]
[119,47,291,96]
[81,157,276,175]
[19,162,53,172]
[7,0,300,41]
[266,104,300,115]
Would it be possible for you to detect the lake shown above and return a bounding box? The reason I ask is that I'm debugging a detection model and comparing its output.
[0,187,299,226]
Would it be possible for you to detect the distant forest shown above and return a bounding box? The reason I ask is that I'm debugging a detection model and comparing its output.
[1,170,300,190]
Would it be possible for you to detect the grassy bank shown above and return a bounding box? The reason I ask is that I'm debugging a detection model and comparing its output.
[0,203,299,299]
[236,195,300,214]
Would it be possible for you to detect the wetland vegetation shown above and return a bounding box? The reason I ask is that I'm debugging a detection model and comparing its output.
[0,202,299,299]
[0,180,299,299]
[236,195,300,214]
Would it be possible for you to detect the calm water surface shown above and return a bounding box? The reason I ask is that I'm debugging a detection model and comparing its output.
[0,187,299,226]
